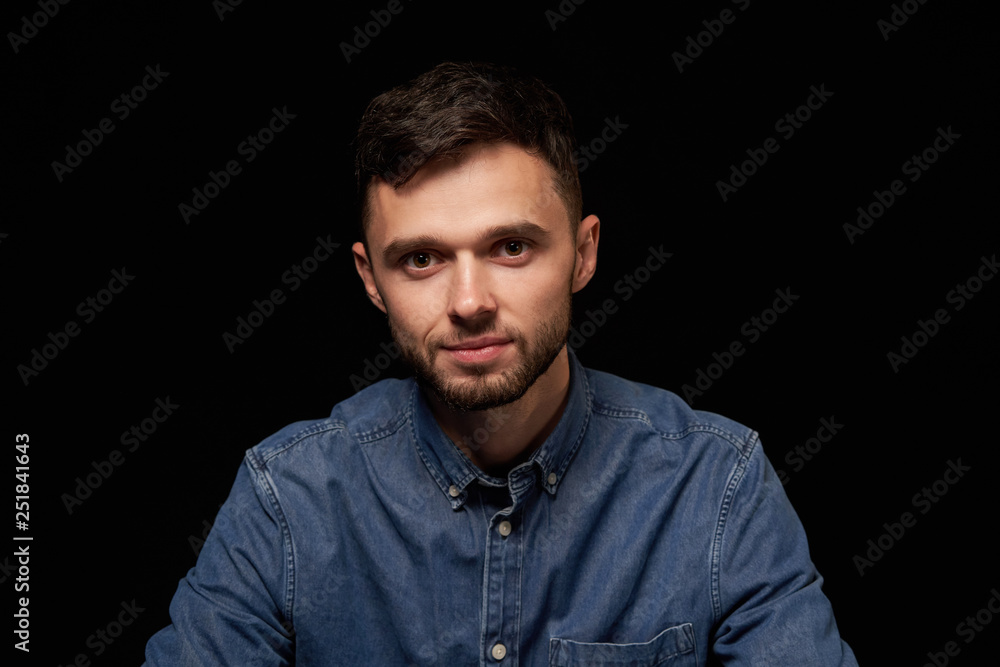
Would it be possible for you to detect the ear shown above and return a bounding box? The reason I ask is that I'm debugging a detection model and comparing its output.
[353,241,387,313]
[571,214,600,293]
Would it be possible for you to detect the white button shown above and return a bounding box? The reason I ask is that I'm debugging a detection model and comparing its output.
[491,643,507,660]
[498,520,512,537]
[547,472,557,485]
[448,485,460,497]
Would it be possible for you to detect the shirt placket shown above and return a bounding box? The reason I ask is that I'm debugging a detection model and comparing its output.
[480,468,533,665]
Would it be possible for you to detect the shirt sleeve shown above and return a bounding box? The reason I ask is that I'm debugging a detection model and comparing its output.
[710,435,858,665]
[143,456,294,666]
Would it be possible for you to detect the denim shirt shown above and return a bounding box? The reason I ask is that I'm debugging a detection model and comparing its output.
[144,349,857,665]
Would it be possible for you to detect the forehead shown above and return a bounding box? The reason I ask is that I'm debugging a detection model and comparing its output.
[367,143,567,248]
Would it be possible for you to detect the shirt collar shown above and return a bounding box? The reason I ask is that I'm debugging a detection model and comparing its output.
[409,346,592,509]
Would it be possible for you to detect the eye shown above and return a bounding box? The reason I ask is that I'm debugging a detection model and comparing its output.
[405,252,436,270]
[501,241,525,257]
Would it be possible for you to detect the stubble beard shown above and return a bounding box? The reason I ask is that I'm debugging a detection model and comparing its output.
[386,290,572,413]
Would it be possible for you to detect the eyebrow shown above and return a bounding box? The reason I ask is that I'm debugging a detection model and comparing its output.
[380,220,551,263]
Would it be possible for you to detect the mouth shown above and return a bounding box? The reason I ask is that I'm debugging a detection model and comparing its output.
[441,337,513,364]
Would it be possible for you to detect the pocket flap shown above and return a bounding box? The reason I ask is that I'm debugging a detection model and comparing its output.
[549,623,696,666]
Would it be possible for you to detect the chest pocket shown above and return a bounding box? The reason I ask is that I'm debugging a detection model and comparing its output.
[549,623,697,666]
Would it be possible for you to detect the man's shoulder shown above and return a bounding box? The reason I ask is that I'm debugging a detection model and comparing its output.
[247,377,415,465]
[583,364,757,458]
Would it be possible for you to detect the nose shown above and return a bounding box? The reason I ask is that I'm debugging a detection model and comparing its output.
[446,254,496,322]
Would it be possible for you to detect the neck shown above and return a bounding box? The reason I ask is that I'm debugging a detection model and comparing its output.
[426,347,572,477]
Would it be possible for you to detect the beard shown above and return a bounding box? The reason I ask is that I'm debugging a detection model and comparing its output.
[386,289,572,413]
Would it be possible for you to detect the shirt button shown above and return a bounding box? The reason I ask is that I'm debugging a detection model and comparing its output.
[448,485,460,498]
[491,643,507,660]
[498,520,512,537]
[547,472,557,485]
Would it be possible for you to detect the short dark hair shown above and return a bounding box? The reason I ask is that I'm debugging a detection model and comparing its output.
[354,61,582,246]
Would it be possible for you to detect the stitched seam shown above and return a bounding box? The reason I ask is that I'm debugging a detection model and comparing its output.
[258,420,347,465]
[353,409,411,444]
[245,449,297,631]
[710,431,758,623]
[591,402,751,453]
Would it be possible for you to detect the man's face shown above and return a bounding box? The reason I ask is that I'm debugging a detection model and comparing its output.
[353,142,597,412]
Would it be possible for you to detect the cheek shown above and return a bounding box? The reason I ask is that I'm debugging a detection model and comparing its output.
[383,284,442,335]
[498,264,572,316]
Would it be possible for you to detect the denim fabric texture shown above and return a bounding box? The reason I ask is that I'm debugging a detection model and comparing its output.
[144,348,857,665]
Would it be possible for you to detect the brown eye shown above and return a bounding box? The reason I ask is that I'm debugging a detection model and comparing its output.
[504,241,523,256]
[409,253,432,268]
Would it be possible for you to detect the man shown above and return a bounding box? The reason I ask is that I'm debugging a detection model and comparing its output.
[145,61,857,665]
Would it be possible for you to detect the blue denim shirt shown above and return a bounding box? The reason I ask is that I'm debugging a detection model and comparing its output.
[145,349,857,665]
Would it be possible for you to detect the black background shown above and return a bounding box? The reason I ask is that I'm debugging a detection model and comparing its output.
[3,0,998,664]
